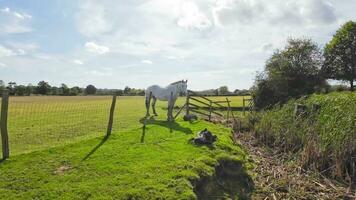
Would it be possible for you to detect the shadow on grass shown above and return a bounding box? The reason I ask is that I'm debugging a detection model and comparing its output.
[193,159,254,200]
[82,134,110,161]
[0,158,6,164]
[139,117,193,135]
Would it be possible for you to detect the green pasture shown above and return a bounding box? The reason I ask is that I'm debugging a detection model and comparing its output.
[1,96,249,155]
[0,96,252,199]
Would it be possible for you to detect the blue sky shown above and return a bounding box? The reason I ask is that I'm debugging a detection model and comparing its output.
[0,0,356,90]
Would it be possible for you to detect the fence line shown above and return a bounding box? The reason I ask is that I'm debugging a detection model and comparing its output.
[1,94,118,157]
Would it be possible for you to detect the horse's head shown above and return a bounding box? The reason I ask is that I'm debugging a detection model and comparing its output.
[178,79,188,95]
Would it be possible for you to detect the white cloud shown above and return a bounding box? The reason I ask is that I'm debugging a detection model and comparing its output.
[76,1,112,37]
[141,59,153,64]
[0,62,7,68]
[0,45,27,57]
[73,59,84,65]
[84,42,110,55]
[1,7,10,13]
[177,1,212,30]
[13,12,32,20]
[0,7,32,34]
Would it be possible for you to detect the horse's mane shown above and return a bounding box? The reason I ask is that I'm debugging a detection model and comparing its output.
[170,80,184,85]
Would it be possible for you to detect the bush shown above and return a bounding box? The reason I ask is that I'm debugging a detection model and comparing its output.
[252,92,356,180]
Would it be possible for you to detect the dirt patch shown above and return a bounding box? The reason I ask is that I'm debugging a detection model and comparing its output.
[234,131,355,200]
[193,159,254,200]
[54,165,72,175]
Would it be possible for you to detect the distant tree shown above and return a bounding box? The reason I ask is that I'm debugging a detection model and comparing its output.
[36,81,51,95]
[14,85,26,96]
[0,80,5,95]
[7,82,17,95]
[123,86,131,95]
[218,86,229,95]
[323,21,356,91]
[25,84,34,96]
[51,86,59,95]
[85,85,97,95]
[70,86,82,96]
[252,38,325,109]
[116,89,124,96]
[59,84,70,95]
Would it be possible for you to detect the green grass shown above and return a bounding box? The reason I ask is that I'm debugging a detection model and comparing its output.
[253,92,356,179]
[3,96,249,155]
[0,96,251,199]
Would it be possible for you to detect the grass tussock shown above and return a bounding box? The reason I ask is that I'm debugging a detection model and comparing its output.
[252,92,356,182]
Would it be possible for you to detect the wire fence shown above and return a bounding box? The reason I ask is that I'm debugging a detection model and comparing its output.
[1,96,115,155]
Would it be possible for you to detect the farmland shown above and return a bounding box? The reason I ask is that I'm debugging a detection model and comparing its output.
[0,96,252,199]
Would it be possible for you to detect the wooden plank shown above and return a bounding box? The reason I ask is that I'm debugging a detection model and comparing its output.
[1,90,9,159]
[213,100,230,103]
[189,97,211,107]
[106,94,117,136]
[185,94,190,116]
[174,103,186,119]
[190,108,210,117]
[226,97,236,122]
[188,90,212,103]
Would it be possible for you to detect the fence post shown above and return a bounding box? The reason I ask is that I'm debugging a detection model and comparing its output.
[1,90,10,159]
[242,97,246,116]
[185,92,190,116]
[208,101,212,121]
[106,94,117,136]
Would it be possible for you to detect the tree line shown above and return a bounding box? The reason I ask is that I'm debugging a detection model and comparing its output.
[252,21,356,109]
[0,80,146,96]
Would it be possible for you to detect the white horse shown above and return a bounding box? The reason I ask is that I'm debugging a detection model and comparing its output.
[145,80,188,121]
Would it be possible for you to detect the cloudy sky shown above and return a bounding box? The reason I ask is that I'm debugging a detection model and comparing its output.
[0,0,355,90]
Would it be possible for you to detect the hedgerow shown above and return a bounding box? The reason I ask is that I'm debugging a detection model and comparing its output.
[252,92,356,180]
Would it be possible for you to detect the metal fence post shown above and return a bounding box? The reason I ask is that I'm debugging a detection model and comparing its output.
[106,94,117,136]
[1,90,10,159]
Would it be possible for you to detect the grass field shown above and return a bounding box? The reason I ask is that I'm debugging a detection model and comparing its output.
[1,95,249,155]
[0,96,252,199]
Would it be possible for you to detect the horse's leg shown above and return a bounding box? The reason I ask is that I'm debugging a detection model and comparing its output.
[152,96,158,116]
[167,99,172,121]
[145,92,152,117]
[170,98,177,120]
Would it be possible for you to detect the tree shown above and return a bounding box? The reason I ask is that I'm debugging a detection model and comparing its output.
[14,85,26,96]
[36,81,51,95]
[218,86,229,95]
[70,86,82,96]
[123,86,131,95]
[0,80,5,95]
[25,84,34,96]
[323,21,356,91]
[7,82,17,95]
[85,85,97,95]
[60,84,70,95]
[252,38,325,109]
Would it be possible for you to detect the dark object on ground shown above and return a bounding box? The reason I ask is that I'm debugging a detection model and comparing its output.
[184,114,198,121]
[193,128,217,145]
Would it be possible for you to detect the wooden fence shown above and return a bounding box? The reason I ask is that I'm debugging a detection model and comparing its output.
[184,90,234,121]
[179,90,254,121]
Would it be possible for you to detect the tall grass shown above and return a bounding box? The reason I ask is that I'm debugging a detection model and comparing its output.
[253,92,356,181]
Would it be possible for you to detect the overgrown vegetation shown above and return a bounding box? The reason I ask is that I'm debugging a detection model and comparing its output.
[251,38,326,110]
[251,92,355,182]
